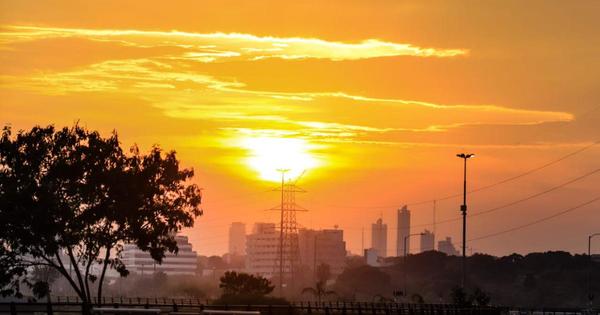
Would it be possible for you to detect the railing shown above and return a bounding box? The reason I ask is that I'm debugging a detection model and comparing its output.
[0,300,503,315]
[0,300,597,315]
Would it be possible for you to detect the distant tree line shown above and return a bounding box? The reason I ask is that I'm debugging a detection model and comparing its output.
[334,250,599,307]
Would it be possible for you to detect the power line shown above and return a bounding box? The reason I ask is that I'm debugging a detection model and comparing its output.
[469,195,600,242]
[470,168,600,219]
[333,167,600,230]
[409,167,600,228]
[316,141,599,210]
[409,141,599,206]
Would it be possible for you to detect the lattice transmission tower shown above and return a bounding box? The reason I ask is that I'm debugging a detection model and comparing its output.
[271,170,307,296]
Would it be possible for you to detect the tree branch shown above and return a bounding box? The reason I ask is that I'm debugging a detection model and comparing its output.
[49,252,85,298]
[97,246,111,304]
[67,247,88,302]
[83,252,95,303]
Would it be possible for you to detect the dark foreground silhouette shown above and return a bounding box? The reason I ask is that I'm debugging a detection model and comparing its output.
[335,251,599,308]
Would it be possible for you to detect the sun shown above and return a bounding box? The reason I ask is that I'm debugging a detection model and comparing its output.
[240,136,321,182]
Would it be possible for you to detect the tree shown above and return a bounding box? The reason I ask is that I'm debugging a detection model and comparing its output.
[302,281,336,302]
[219,271,274,296]
[214,272,287,305]
[0,125,202,308]
[334,265,392,298]
[28,266,60,301]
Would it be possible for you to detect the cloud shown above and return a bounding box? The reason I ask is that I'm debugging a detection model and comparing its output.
[1,55,573,144]
[0,25,468,62]
[0,25,575,147]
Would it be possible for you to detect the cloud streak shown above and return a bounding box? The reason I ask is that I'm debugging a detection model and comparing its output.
[0,25,468,62]
[1,56,573,145]
[0,25,575,148]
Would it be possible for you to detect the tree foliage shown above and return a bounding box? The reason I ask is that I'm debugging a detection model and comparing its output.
[0,125,202,305]
[219,271,274,296]
[214,271,288,305]
[334,265,392,298]
[335,251,595,307]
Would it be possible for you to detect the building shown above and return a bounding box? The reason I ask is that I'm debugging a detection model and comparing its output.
[298,228,347,277]
[122,235,198,275]
[396,205,411,256]
[371,218,387,257]
[438,237,460,256]
[228,222,246,256]
[245,222,282,278]
[364,248,379,267]
[420,229,435,253]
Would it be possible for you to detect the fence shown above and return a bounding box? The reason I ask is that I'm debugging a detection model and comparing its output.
[0,299,598,315]
[0,299,502,315]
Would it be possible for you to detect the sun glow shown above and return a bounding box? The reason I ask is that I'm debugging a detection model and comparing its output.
[240,137,321,182]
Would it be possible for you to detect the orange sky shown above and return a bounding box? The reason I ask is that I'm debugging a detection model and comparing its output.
[1,0,599,256]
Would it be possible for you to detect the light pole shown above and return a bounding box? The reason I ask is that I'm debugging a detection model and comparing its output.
[588,233,600,306]
[403,233,424,298]
[456,153,474,289]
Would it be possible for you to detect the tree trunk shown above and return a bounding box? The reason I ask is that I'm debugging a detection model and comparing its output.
[97,248,111,306]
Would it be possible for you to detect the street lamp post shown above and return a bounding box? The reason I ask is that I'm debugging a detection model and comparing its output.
[403,233,424,298]
[588,233,600,306]
[456,153,474,289]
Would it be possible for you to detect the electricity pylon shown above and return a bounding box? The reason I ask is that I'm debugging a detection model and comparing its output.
[271,169,307,297]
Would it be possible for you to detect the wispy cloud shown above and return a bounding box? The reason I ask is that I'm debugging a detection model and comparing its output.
[1,56,573,143]
[0,25,575,147]
[0,25,468,62]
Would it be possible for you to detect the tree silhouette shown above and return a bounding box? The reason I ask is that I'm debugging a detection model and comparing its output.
[0,125,202,309]
[219,271,275,297]
[334,265,392,298]
[28,266,60,301]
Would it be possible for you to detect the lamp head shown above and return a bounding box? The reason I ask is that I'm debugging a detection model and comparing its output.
[457,153,475,159]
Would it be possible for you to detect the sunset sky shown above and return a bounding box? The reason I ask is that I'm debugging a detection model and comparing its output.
[1,0,599,257]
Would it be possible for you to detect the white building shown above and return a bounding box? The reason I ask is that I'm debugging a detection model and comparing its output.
[228,222,246,255]
[364,248,379,267]
[245,223,282,278]
[420,229,435,253]
[396,205,411,256]
[298,228,347,277]
[121,235,198,275]
[438,237,460,256]
[371,218,387,258]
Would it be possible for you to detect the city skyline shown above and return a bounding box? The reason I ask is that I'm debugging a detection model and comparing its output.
[1,0,599,258]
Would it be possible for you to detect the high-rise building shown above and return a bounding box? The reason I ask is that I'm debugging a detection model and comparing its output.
[245,222,284,278]
[298,228,347,277]
[420,229,435,253]
[438,237,460,256]
[396,205,411,256]
[121,235,198,275]
[371,218,387,257]
[228,222,246,255]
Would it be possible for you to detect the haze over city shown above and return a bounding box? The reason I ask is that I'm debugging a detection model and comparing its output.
[1,0,599,258]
